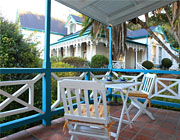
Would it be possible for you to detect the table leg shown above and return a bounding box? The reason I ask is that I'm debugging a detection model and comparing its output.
[121,89,132,128]
[115,89,130,140]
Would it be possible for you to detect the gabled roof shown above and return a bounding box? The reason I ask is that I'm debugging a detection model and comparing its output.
[19,11,67,35]
[51,27,146,47]
[65,14,82,27]
[51,28,91,46]
[127,26,157,38]
[70,14,82,23]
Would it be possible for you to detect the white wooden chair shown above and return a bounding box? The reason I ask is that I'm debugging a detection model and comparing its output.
[126,73,156,122]
[60,79,113,140]
[51,72,87,111]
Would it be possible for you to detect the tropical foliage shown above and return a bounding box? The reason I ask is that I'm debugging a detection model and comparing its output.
[0,16,42,137]
[80,16,127,60]
[131,1,180,63]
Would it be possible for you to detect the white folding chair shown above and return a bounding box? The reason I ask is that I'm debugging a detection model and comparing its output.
[127,73,156,122]
[60,79,114,140]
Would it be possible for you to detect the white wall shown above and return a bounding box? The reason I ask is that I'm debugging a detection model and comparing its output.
[96,42,108,58]
[22,29,64,59]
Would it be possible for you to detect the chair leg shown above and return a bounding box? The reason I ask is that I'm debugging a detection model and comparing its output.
[130,98,155,121]
[131,109,143,122]
[144,109,155,120]
[127,103,133,113]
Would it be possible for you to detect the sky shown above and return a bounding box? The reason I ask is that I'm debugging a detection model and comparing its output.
[0,0,79,22]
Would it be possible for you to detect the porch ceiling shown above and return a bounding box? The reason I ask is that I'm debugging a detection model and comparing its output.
[55,0,176,26]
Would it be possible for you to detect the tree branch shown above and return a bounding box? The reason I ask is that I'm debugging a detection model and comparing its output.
[136,17,179,63]
[164,6,180,46]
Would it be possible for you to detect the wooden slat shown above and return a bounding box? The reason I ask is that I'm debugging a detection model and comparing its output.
[93,90,99,118]
[67,88,74,115]
[84,90,90,117]
[75,89,82,116]
[61,88,68,114]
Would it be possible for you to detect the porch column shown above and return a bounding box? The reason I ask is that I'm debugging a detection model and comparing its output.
[135,48,137,69]
[42,0,51,126]
[90,43,93,60]
[107,26,112,69]
[57,48,59,57]
[65,46,68,57]
[75,44,78,57]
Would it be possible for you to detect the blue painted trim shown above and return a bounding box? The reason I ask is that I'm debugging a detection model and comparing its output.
[126,40,146,46]
[112,69,180,75]
[64,15,71,27]
[51,68,109,72]
[112,94,180,108]
[1,68,180,75]
[64,15,82,27]
[108,26,112,69]
[21,27,66,36]
[139,99,180,108]
[0,68,45,74]
[127,35,149,39]
[107,72,113,101]
[135,51,136,68]
[154,26,179,53]
[42,0,52,126]
[0,114,43,132]
[57,29,90,42]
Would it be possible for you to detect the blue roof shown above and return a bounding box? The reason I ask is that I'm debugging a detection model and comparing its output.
[51,27,146,47]
[127,26,157,38]
[70,14,82,23]
[19,12,67,35]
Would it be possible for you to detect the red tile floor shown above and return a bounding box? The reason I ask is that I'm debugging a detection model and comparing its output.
[1,105,180,140]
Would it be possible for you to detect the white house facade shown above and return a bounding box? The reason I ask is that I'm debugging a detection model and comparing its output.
[50,14,179,70]
[18,11,67,59]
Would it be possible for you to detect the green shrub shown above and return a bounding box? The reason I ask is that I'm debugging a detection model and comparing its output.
[142,61,154,69]
[51,62,77,104]
[50,56,61,63]
[90,55,109,68]
[61,57,89,68]
[161,58,172,69]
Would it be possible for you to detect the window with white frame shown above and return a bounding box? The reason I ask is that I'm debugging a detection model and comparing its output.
[152,46,156,63]
[158,47,162,64]
[69,22,76,34]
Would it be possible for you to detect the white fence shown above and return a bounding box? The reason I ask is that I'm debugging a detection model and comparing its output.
[0,74,45,118]
[112,61,125,69]
[1,72,179,119]
[151,77,180,99]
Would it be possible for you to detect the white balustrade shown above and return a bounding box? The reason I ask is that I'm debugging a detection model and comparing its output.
[112,61,125,69]
[136,62,147,70]
[0,74,45,118]
[152,77,180,99]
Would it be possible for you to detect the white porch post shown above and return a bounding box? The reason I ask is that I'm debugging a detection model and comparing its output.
[57,48,59,57]
[65,46,68,57]
[90,42,93,60]
[75,44,78,57]
[135,48,137,69]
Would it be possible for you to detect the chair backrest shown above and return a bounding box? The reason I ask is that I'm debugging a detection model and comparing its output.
[60,79,109,124]
[139,73,156,96]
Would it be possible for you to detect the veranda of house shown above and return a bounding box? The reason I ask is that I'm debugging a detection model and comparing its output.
[1,0,180,140]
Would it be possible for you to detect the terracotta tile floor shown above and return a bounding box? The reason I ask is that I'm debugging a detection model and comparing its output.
[1,105,180,140]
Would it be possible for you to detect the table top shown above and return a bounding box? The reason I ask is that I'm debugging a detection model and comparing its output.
[105,81,141,89]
